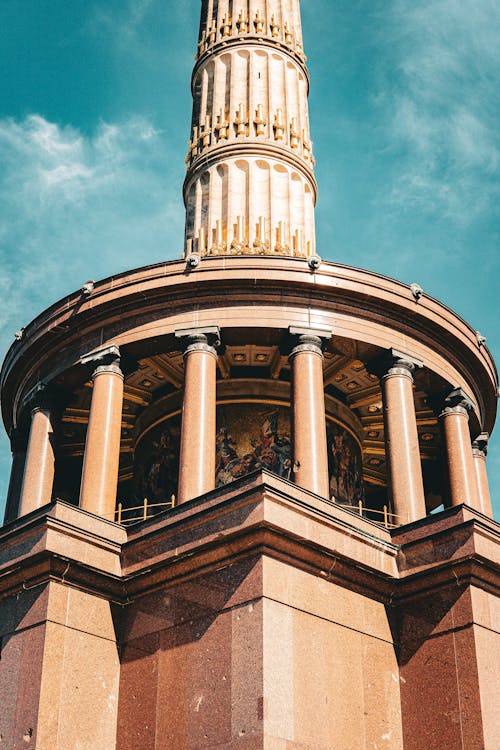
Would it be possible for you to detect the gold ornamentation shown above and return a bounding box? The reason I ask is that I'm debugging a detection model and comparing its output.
[208,242,227,256]
[252,217,268,254]
[254,9,264,34]
[270,15,280,38]
[207,20,217,45]
[302,130,311,160]
[254,104,266,136]
[273,109,285,141]
[215,110,230,140]
[221,13,232,38]
[197,226,206,255]
[236,11,248,34]
[230,239,244,254]
[252,240,267,255]
[275,222,290,255]
[200,115,212,148]
[290,118,299,148]
[197,31,206,58]
[189,126,199,158]
[235,104,248,136]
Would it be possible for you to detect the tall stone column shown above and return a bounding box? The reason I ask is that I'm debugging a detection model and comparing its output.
[472,434,493,517]
[79,346,124,519]
[289,327,330,498]
[3,427,28,524]
[379,350,426,524]
[439,388,480,509]
[18,388,58,518]
[185,0,316,259]
[176,326,220,504]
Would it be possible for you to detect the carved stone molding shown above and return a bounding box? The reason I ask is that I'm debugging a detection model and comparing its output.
[175,326,221,359]
[81,344,123,379]
[369,348,423,384]
[439,387,475,419]
[472,432,489,458]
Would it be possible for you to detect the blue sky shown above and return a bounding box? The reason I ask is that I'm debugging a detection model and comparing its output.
[0,0,499,518]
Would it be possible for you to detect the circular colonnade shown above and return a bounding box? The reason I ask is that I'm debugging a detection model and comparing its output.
[1,256,497,527]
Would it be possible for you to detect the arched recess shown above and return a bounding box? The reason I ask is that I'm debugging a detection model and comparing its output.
[185,183,196,245]
[290,171,304,254]
[228,159,250,243]
[214,54,231,131]
[271,163,290,249]
[304,182,315,254]
[252,160,271,246]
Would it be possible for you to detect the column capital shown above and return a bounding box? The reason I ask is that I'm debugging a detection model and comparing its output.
[472,432,489,458]
[438,387,475,419]
[175,326,221,357]
[20,381,66,415]
[369,348,423,383]
[81,345,123,378]
[288,325,332,360]
[9,425,28,453]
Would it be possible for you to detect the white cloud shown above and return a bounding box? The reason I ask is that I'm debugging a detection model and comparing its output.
[381,0,500,223]
[0,113,184,341]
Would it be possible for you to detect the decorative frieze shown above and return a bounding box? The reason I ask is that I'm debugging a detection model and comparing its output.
[195,7,306,62]
[186,102,315,166]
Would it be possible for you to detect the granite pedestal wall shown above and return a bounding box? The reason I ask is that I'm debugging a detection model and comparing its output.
[0,504,125,750]
[0,473,498,750]
[0,583,120,750]
[396,585,500,750]
[393,514,500,750]
[116,557,402,750]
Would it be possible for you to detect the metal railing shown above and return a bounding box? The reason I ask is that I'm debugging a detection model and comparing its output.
[113,496,176,526]
[331,499,400,529]
[109,494,399,529]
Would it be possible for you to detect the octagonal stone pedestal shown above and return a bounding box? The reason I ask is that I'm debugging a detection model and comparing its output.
[0,472,498,750]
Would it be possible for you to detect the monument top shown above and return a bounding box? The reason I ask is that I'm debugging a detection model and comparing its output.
[183,0,317,260]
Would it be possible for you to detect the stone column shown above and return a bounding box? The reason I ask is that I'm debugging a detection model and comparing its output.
[176,326,220,504]
[3,427,28,524]
[380,350,426,524]
[289,327,331,498]
[439,388,479,509]
[18,388,57,518]
[79,346,124,519]
[472,434,493,517]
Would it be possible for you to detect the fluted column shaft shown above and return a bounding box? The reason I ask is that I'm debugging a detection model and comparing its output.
[185,0,316,258]
[289,332,329,498]
[439,389,480,509]
[472,434,493,517]
[177,328,220,504]
[380,351,426,524]
[79,350,124,519]
[19,407,56,517]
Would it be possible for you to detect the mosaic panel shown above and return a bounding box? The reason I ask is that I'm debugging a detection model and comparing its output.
[134,416,181,504]
[327,422,364,505]
[134,404,364,505]
[216,404,292,485]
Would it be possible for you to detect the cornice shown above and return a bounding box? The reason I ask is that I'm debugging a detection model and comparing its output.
[191,36,310,94]
[0,259,497,434]
[183,139,317,203]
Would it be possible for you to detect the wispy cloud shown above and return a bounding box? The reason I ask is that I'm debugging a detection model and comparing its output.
[0,113,183,343]
[381,0,500,223]
[88,0,193,68]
